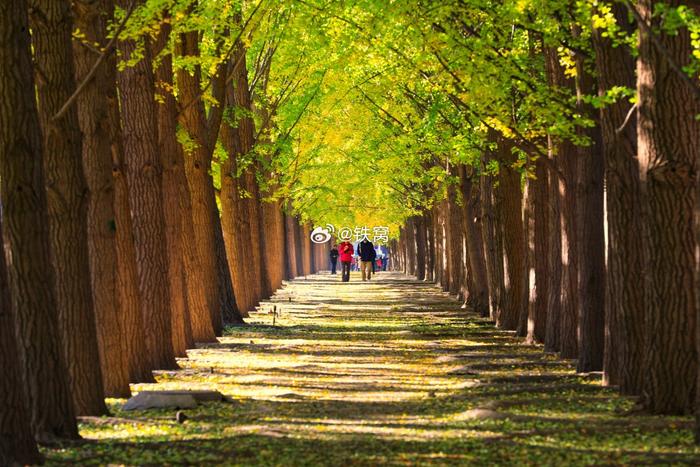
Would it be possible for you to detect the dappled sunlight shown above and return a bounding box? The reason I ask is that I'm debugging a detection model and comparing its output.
[45,272,700,465]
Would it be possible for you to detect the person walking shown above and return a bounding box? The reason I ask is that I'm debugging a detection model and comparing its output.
[338,240,354,282]
[358,237,376,281]
[329,244,339,274]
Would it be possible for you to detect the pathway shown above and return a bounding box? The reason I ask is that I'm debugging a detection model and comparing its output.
[46,272,700,465]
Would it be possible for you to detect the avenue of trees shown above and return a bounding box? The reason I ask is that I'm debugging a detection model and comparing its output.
[2,0,700,464]
[0,0,332,463]
[383,0,700,434]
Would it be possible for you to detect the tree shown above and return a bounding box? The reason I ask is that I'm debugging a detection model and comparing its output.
[29,0,107,415]
[637,0,698,414]
[0,5,43,448]
[176,29,240,333]
[73,0,133,397]
[154,21,195,356]
[0,0,78,441]
[117,0,177,370]
[591,1,645,392]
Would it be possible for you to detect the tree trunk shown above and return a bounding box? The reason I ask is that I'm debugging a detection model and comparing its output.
[405,217,417,277]
[285,211,299,278]
[294,218,304,276]
[113,120,153,383]
[524,176,536,341]
[447,189,464,297]
[176,31,235,334]
[415,216,427,281]
[73,0,133,396]
[302,224,313,275]
[154,23,194,357]
[528,156,549,343]
[496,138,527,331]
[459,165,489,316]
[425,211,436,281]
[220,116,255,314]
[0,228,43,462]
[262,199,286,292]
[638,0,698,414]
[220,43,268,314]
[552,57,580,360]
[0,6,45,460]
[0,0,79,439]
[592,3,645,392]
[481,153,503,322]
[560,143,579,359]
[29,0,107,416]
[545,141,562,353]
[574,34,606,373]
[116,13,176,371]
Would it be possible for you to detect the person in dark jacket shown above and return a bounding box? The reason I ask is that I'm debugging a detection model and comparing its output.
[329,244,339,274]
[357,238,376,281]
[338,240,354,282]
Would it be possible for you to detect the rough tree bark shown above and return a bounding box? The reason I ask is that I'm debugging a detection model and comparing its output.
[574,41,606,373]
[113,114,153,383]
[154,23,194,356]
[544,137,562,353]
[285,211,299,278]
[446,186,465,297]
[546,50,579,360]
[116,9,176,370]
[302,224,313,275]
[592,2,645,392]
[425,211,436,282]
[528,156,549,343]
[495,138,527,331]
[0,0,79,440]
[73,0,133,396]
[458,165,489,316]
[176,31,239,334]
[480,151,503,322]
[0,222,43,463]
[405,217,417,277]
[29,0,107,416]
[0,5,45,461]
[220,42,269,314]
[638,0,698,414]
[415,216,427,281]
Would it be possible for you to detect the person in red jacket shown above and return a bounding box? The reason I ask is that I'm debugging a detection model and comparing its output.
[338,240,354,282]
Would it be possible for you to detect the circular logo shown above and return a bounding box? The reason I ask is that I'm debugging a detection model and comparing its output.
[310,226,332,244]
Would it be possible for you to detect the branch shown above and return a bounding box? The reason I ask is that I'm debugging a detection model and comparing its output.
[615,102,637,135]
[357,86,406,129]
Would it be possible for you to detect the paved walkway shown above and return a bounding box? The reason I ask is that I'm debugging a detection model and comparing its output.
[46,272,700,465]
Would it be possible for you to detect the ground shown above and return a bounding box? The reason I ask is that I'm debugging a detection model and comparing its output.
[44,272,700,466]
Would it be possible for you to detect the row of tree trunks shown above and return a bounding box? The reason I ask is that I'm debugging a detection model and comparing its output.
[396,6,700,417]
[1,0,310,452]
